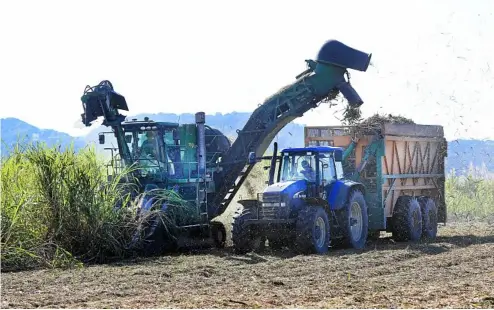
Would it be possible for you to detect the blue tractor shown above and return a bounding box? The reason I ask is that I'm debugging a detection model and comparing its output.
[232,142,368,254]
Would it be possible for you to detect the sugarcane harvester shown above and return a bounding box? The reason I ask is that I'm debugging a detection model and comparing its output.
[79,40,372,254]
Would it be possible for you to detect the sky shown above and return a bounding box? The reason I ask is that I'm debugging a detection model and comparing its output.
[1,0,493,141]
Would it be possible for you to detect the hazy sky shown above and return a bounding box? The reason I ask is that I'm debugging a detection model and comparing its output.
[1,0,493,140]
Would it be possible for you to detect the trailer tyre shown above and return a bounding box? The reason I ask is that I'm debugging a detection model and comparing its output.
[295,206,330,254]
[340,189,369,250]
[418,197,438,241]
[392,196,423,242]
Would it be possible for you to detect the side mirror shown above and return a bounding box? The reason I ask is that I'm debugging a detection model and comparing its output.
[125,134,132,143]
[98,133,105,144]
[248,152,256,165]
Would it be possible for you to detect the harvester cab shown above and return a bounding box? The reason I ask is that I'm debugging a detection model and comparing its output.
[98,119,180,183]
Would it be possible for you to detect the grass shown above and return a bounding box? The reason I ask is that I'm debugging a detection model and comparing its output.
[446,172,494,221]
[0,141,189,271]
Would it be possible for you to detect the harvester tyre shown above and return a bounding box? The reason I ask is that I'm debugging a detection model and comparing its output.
[418,197,438,241]
[211,221,227,248]
[295,206,330,254]
[231,206,256,254]
[391,196,423,242]
[339,189,369,250]
[141,213,178,255]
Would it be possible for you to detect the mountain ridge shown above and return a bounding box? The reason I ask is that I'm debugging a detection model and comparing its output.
[2,115,493,177]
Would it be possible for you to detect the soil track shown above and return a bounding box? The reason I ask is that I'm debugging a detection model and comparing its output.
[2,222,494,309]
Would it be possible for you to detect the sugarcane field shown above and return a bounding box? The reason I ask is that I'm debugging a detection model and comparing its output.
[1,1,494,309]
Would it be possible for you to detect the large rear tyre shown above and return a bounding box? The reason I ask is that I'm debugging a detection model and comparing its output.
[418,196,438,241]
[295,206,330,254]
[339,189,369,249]
[391,196,423,242]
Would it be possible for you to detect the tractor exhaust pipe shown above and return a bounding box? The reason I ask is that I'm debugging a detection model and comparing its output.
[195,112,206,175]
[268,142,278,185]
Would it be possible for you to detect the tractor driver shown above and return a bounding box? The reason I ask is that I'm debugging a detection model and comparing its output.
[300,159,316,181]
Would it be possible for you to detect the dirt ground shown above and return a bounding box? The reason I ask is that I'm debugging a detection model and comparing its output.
[1,221,493,309]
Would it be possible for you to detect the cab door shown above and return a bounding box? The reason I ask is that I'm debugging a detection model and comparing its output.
[317,152,337,199]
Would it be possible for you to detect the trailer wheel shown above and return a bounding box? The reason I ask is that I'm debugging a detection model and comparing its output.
[392,196,423,242]
[231,206,257,254]
[295,206,330,254]
[340,189,369,250]
[418,197,438,241]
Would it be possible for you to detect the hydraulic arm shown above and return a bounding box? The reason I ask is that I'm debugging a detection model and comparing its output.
[80,80,133,167]
[211,40,372,217]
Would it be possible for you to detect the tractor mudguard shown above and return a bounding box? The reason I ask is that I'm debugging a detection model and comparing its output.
[327,179,365,210]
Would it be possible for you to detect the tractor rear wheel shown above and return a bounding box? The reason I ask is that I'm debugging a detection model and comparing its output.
[339,189,369,250]
[391,196,423,242]
[418,196,438,241]
[295,206,330,254]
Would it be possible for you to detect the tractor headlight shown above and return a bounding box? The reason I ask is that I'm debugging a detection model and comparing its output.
[261,202,286,207]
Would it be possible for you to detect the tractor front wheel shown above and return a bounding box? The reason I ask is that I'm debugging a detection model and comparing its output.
[231,205,264,254]
[295,206,330,254]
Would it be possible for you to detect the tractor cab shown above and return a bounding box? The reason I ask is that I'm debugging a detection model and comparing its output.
[270,146,345,199]
[255,146,345,221]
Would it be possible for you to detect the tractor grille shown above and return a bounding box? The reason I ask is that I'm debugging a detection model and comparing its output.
[260,205,277,219]
[259,193,285,219]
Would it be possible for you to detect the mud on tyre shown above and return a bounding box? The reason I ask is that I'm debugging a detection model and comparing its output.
[418,196,438,241]
[339,188,369,249]
[391,195,423,242]
[231,205,264,254]
[294,206,330,254]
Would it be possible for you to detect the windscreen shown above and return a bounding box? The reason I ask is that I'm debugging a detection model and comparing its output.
[124,129,176,178]
[280,152,317,182]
